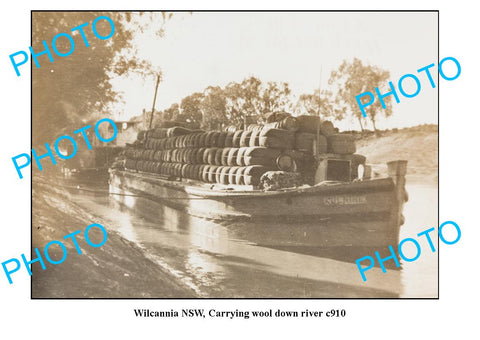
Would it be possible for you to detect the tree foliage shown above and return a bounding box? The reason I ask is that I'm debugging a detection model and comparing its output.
[32,12,171,144]
[328,58,392,131]
[259,82,292,114]
[200,86,227,130]
[179,92,204,128]
[163,103,180,121]
[294,89,343,120]
[146,59,394,132]
[152,76,294,130]
[32,10,395,136]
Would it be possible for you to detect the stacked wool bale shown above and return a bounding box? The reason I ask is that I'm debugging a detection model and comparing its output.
[119,113,364,188]
[294,115,366,181]
[120,122,297,186]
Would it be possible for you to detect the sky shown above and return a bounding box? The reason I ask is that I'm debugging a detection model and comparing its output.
[110,12,438,130]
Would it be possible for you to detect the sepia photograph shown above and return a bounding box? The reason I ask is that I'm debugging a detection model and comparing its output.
[30,11,438,298]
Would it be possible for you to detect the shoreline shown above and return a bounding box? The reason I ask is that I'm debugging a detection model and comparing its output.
[32,178,196,298]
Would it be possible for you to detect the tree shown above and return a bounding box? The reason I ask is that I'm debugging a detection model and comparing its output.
[224,77,262,127]
[224,82,246,127]
[200,86,226,130]
[32,12,172,144]
[259,82,292,114]
[153,76,296,130]
[180,92,204,128]
[328,58,392,131]
[295,89,343,119]
[163,103,180,122]
[239,76,262,115]
[224,77,294,127]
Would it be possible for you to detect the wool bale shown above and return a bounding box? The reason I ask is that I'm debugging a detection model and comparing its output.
[198,133,208,148]
[181,163,188,178]
[125,159,137,170]
[219,167,231,184]
[152,127,168,139]
[227,148,239,166]
[184,134,193,148]
[221,148,232,166]
[192,133,202,148]
[320,121,336,137]
[204,148,218,165]
[235,167,247,185]
[145,139,154,149]
[236,147,249,166]
[263,116,299,131]
[141,149,150,161]
[167,126,192,137]
[244,166,271,186]
[266,111,290,123]
[202,165,212,182]
[209,131,222,147]
[295,132,315,152]
[216,132,228,148]
[161,121,188,129]
[296,115,320,133]
[240,130,253,147]
[204,132,216,147]
[208,165,220,183]
[224,131,235,147]
[214,148,224,165]
[190,148,199,164]
[243,147,281,167]
[228,166,241,184]
[154,162,162,174]
[184,148,194,164]
[215,166,226,184]
[259,128,294,149]
[246,124,262,131]
[174,163,182,177]
[249,126,262,147]
[125,148,135,159]
[196,148,206,164]
[293,133,328,154]
[225,125,239,133]
[192,165,202,180]
[327,134,356,155]
[232,130,244,148]
[136,130,147,142]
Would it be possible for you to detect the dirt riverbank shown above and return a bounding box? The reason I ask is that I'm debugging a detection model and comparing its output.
[32,179,196,298]
[354,124,438,185]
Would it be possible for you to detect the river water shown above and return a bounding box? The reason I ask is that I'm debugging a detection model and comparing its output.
[58,177,438,298]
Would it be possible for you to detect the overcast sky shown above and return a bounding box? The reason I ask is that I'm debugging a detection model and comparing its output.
[110,11,438,130]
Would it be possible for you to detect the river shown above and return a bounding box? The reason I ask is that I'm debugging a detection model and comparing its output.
[39,175,437,298]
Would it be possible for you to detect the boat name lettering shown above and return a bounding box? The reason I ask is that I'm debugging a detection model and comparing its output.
[323,195,367,206]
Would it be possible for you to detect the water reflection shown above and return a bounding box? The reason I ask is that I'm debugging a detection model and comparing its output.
[399,183,438,297]
[61,177,437,297]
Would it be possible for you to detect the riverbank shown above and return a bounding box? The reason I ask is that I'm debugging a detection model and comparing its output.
[32,179,196,298]
[354,124,438,185]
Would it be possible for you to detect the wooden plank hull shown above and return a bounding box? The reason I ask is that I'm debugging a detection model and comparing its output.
[109,169,404,249]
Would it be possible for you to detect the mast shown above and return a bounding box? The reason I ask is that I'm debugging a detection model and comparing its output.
[148,74,161,129]
[314,67,322,157]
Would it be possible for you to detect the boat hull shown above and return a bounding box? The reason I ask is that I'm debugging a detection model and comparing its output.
[109,169,405,249]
